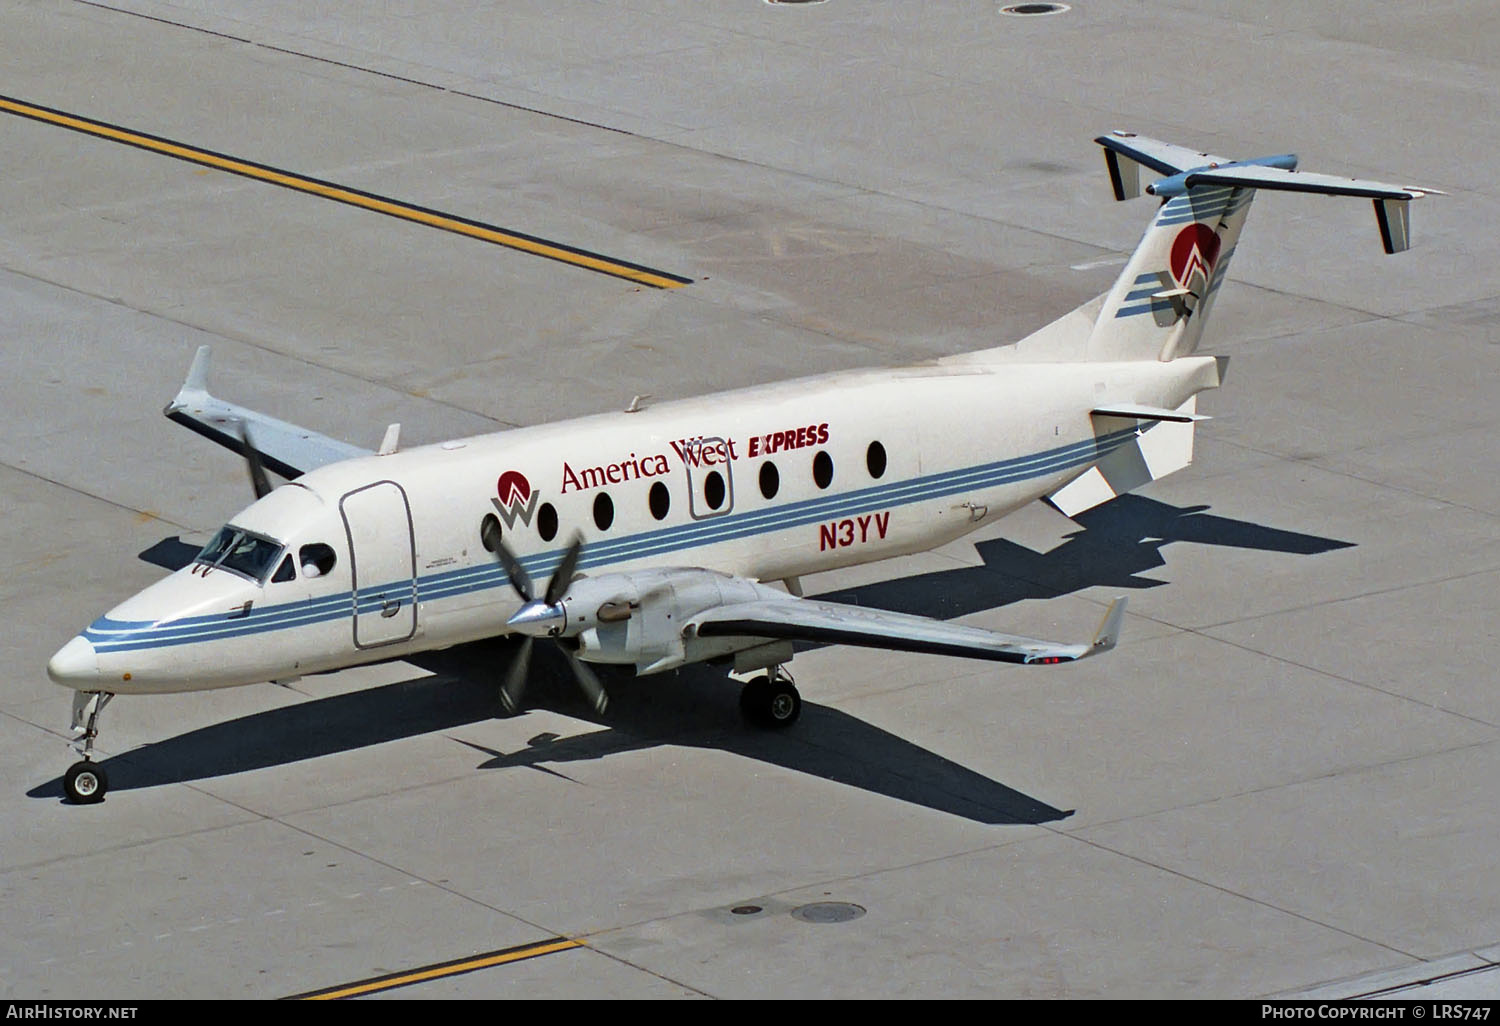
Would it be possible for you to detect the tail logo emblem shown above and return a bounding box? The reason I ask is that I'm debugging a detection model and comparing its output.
[1169,223,1222,292]
[493,470,540,528]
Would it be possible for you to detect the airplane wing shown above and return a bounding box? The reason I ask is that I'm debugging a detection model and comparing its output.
[689,594,1126,666]
[163,346,370,478]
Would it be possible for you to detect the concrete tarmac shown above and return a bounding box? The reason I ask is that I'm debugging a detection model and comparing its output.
[2,0,1497,1000]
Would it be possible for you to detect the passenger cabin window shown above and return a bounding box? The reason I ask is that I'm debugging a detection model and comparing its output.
[812,451,834,490]
[704,470,726,510]
[759,461,779,500]
[299,543,337,579]
[537,502,559,542]
[649,481,670,520]
[867,440,887,479]
[594,492,615,531]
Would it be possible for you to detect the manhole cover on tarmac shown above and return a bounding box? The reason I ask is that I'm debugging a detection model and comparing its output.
[1000,3,1071,14]
[790,901,866,924]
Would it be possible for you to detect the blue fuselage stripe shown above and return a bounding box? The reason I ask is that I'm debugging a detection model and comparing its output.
[86,428,1139,653]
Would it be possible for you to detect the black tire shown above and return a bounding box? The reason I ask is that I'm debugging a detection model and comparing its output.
[739,676,769,724]
[740,676,801,729]
[64,761,107,804]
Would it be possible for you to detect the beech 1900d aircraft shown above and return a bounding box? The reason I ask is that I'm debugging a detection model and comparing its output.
[46,133,1436,802]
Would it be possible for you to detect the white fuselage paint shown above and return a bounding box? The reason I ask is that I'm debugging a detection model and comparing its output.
[61,352,1224,694]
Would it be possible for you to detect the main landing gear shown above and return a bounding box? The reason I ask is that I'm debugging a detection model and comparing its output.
[739,667,801,728]
[64,691,113,804]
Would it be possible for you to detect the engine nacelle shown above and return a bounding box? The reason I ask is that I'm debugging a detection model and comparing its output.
[561,568,789,675]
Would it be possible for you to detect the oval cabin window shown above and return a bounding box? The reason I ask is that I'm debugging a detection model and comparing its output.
[537,502,559,542]
[704,470,726,510]
[812,450,833,490]
[593,492,614,531]
[649,481,670,520]
[759,461,780,500]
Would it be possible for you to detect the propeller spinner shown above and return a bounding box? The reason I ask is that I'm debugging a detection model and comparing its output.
[481,521,608,717]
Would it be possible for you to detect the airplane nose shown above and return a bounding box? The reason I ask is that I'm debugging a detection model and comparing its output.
[47,636,99,687]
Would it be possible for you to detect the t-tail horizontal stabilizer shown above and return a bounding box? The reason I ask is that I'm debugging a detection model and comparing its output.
[1097,131,1442,253]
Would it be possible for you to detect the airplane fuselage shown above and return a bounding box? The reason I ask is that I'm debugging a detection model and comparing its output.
[52,351,1223,694]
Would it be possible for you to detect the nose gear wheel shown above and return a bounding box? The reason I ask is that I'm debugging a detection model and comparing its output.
[64,762,108,804]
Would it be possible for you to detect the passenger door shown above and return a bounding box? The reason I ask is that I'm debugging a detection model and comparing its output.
[339,481,418,648]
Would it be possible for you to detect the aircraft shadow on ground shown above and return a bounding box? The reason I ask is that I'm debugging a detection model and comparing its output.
[33,497,1351,823]
[811,494,1353,618]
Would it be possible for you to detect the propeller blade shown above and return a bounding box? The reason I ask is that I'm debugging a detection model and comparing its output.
[545,533,585,606]
[238,424,273,499]
[483,521,533,602]
[563,648,609,716]
[499,636,534,715]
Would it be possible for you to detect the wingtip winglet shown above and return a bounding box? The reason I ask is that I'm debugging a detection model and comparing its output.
[183,345,212,395]
[1090,598,1128,655]
[166,346,213,416]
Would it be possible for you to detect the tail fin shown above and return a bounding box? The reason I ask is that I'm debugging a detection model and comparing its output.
[1086,132,1438,363]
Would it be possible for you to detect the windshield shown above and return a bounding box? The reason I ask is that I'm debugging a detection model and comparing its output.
[194,525,286,584]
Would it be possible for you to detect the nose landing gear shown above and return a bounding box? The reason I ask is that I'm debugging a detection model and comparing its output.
[64,691,113,804]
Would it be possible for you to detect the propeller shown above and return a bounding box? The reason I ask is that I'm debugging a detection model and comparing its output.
[237,422,274,500]
[481,521,608,717]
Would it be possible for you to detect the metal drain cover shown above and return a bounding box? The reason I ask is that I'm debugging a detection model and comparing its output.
[1000,2,1071,14]
[790,901,866,924]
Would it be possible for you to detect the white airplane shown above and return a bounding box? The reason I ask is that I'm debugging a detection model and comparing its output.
[46,133,1435,803]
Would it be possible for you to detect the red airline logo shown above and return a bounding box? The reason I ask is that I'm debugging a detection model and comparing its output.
[493,470,540,528]
[498,471,531,508]
[1169,223,1221,291]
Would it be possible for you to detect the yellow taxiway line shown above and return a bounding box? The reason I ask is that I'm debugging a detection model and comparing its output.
[0,94,691,289]
[290,937,587,999]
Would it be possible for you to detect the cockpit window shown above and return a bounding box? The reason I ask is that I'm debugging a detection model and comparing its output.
[196,527,239,566]
[194,525,286,584]
[299,543,336,578]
